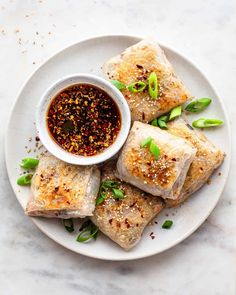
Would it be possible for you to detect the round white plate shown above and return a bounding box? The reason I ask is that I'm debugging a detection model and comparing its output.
[5,35,231,261]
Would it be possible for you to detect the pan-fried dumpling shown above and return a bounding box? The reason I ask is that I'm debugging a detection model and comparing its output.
[91,161,164,250]
[103,39,190,123]
[165,117,224,206]
[116,121,196,199]
[26,155,100,218]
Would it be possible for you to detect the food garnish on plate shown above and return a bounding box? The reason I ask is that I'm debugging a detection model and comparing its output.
[103,38,191,123]
[116,121,197,199]
[26,154,100,218]
[91,161,164,250]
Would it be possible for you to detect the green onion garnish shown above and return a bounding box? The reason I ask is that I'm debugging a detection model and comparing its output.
[110,79,126,90]
[185,98,212,113]
[127,81,146,93]
[151,118,158,127]
[20,158,39,169]
[157,115,168,129]
[62,218,74,233]
[149,141,160,159]
[140,136,153,148]
[101,180,119,188]
[17,174,33,186]
[79,219,91,231]
[169,106,182,121]
[96,180,124,205]
[96,189,106,205]
[112,188,124,200]
[151,115,168,129]
[192,118,223,128]
[76,220,98,243]
[140,137,160,160]
[162,220,173,229]
[148,72,158,100]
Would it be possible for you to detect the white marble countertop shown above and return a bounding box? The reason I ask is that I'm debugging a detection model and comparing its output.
[0,1,235,294]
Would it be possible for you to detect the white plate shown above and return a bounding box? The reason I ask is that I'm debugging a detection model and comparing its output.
[5,35,231,261]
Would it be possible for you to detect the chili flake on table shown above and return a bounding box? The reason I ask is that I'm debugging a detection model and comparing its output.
[47,84,121,156]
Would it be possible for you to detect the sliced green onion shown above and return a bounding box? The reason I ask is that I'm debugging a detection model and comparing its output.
[192,118,223,128]
[96,180,124,205]
[76,228,98,242]
[76,221,98,243]
[17,174,33,186]
[185,98,212,113]
[101,180,119,189]
[96,190,106,205]
[140,136,153,148]
[62,219,74,233]
[148,72,158,100]
[169,106,182,121]
[151,115,168,129]
[20,158,39,169]
[127,81,146,93]
[110,79,126,90]
[151,118,158,126]
[149,141,160,159]
[157,115,168,129]
[79,220,91,231]
[112,188,124,200]
[162,220,173,229]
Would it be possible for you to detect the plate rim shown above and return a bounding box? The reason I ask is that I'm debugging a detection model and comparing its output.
[5,34,232,261]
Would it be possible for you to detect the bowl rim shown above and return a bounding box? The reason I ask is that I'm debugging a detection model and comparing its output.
[35,73,131,165]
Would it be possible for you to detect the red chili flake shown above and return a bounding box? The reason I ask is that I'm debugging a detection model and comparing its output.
[142,112,145,121]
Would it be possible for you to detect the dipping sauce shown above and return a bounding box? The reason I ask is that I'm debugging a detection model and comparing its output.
[47,84,121,156]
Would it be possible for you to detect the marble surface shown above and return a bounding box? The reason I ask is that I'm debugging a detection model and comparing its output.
[0,0,235,294]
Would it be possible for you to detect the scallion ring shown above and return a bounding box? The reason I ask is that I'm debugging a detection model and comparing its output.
[96,189,107,205]
[162,220,173,229]
[62,219,74,233]
[76,221,98,243]
[169,106,182,121]
[112,188,124,200]
[96,180,124,205]
[127,81,146,93]
[20,158,39,169]
[157,115,168,129]
[192,118,223,128]
[148,72,158,100]
[110,79,126,90]
[17,174,33,186]
[185,98,212,113]
[101,180,119,188]
[151,118,158,127]
[140,136,153,148]
[149,141,160,160]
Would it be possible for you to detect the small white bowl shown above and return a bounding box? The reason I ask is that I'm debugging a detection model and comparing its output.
[36,74,131,165]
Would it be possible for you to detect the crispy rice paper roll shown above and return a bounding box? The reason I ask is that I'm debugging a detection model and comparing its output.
[165,117,224,207]
[26,155,100,218]
[91,161,164,250]
[103,39,191,123]
[116,122,196,199]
